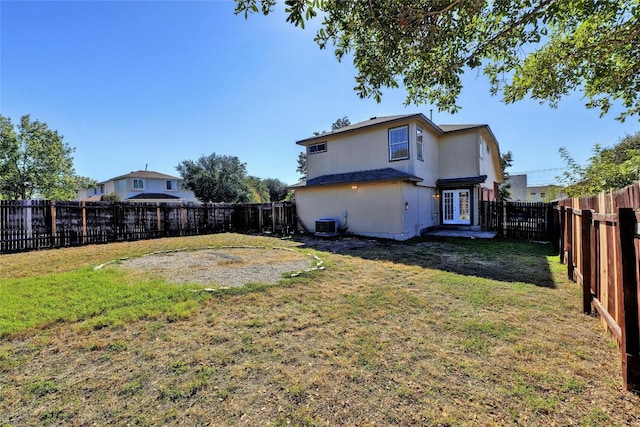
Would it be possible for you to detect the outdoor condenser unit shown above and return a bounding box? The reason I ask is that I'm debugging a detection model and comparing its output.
[315,218,338,237]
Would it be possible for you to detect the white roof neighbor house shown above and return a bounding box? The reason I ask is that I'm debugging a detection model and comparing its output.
[291,113,504,240]
[77,170,199,203]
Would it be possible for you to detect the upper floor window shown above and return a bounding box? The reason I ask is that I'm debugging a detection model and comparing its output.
[132,178,145,191]
[99,184,105,194]
[389,125,409,161]
[309,142,327,154]
[166,180,178,191]
[416,127,424,161]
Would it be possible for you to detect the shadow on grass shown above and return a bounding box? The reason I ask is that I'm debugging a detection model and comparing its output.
[292,234,557,288]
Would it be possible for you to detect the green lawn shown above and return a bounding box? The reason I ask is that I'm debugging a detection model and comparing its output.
[0,233,638,426]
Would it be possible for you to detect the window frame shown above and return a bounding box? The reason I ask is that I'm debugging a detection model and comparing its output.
[166,180,178,191]
[131,178,145,191]
[389,125,409,161]
[308,142,327,154]
[416,126,424,161]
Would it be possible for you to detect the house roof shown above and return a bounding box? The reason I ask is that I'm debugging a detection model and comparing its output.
[296,114,442,145]
[296,114,499,148]
[290,168,423,188]
[103,170,181,183]
[438,124,485,132]
[127,193,181,200]
[436,176,488,188]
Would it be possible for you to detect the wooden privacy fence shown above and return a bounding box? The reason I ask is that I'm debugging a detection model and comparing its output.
[557,182,640,391]
[480,201,555,241]
[0,200,296,254]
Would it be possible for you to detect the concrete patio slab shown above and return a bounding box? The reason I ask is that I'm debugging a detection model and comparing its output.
[423,229,498,239]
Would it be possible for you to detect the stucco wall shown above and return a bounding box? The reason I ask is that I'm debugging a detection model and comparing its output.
[307,126,411,179]
[438,133,479,179]
[296,181,438,240]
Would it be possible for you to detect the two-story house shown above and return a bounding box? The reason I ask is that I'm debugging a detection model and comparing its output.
[78,170,199,203]
[290,113,503,240]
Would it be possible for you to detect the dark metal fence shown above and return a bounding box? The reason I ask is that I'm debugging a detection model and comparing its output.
[0,200,296,254]
[480,201,556,241]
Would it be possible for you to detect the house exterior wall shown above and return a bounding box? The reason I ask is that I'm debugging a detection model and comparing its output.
[478,132,500,187]
[411,125,440,187]
[508,174,528,201]
[438,133,479,179]
[307,126,409,179]
[296,180,439,241]
[296,115,505,238]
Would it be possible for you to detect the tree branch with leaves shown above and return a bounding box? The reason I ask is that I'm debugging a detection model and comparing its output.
[236,0,640,121]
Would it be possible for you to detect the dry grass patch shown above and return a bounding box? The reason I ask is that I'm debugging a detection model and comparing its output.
[1,234,639,426]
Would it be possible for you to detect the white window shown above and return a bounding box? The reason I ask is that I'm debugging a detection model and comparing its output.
[416,127,424,161]
[389,125,409,161]
[309,142,327,154]
[479,139,484,159]
[166,180,178,191]
[132,179,144,190]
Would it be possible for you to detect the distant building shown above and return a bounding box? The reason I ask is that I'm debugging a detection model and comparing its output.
[527,185,566,202]
[77,170,199,203]
[506,174,528,201]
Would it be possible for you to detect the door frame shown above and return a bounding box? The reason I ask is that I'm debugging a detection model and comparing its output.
[440,187,475,226]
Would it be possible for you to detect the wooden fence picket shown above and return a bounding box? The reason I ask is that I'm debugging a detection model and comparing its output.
[0,201,296,254]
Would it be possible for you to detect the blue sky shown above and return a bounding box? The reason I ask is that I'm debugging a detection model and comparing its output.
[1,1,638,186]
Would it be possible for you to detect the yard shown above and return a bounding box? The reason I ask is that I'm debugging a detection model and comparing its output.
[1,233,639,426]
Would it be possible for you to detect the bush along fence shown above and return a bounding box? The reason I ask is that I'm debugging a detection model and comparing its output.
[480,201,556,242]
[0,200,296,254]
[557,182,640,392]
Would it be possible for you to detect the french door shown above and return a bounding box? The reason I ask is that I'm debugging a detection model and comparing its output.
[442,189,471,225]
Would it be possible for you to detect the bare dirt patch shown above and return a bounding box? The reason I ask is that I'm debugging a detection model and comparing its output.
[115,247,316,287]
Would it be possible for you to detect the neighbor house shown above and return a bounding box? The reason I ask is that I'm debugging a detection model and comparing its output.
[77,170,199,203]
[290,113,504,240]
[527,185,566,202]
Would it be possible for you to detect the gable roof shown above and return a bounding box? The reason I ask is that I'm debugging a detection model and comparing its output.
[290,167,423,189]
[296,114,442,145]
[296,114,499,147]
[103,170,181,183]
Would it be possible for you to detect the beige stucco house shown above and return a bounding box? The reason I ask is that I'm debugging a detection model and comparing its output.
[77,170,199,203]
[291,113,504,240]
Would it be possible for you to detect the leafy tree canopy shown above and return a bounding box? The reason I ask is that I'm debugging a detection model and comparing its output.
[176,153,252,203]
[263,177,290,201]
[236,0,640,121]
[558,131,640,197]
[0,114,88,200]
[245,175,270,202]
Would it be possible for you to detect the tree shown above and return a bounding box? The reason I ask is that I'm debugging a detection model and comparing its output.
[558,132,640,197]
[296,151,307,180]
[263,177,290,201]
[245,175,270,202]
[331,116,351,130]
[176,153,252,203]
[235,0,640,121]
[498,151,514,201]
[0,114,85,200]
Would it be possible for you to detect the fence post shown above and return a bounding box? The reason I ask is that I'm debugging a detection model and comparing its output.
[558,206,565,263]
[581,209,593,314]
[616,208,640,391]
[566,208,574,280]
